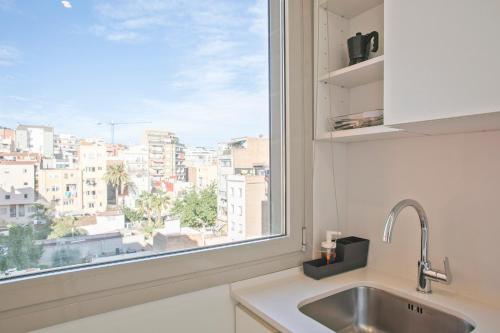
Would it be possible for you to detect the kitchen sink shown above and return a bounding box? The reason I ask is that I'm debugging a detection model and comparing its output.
[299,286,475,333]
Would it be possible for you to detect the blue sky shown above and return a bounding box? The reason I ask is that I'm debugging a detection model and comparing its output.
[0,0,269,147]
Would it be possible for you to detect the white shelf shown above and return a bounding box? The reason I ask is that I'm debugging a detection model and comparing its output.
[319,55,384,88]
[315,125,414,143]
[319,0,384,18]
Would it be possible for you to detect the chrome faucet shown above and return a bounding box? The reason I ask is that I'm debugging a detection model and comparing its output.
[382,199,451,293]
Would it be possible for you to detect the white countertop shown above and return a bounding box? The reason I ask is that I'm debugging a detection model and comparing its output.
[230,267,500,333]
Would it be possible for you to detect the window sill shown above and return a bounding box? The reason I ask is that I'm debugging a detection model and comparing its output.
[0,243,304,332]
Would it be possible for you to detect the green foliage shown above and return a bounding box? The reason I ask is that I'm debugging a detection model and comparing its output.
[0,225,43,273]
[123,207,142,224]
[31,203,55,240]
[136,191,170,239]
[48,216,87,239]
[104,164,131,206]
[51,248,82,268]
[172,184,217,231]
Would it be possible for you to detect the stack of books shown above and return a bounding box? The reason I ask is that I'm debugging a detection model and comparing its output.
[328,110,383,131]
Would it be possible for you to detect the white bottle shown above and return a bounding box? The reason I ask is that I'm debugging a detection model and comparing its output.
[320,230,341,264]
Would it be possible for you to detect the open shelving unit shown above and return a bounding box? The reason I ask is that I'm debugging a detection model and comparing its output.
[314,0,407,142]
[319,55,384,88]
[319,0,384,19]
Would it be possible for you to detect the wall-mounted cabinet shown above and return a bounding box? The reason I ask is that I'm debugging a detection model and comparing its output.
[315,0,500,142]
[314,0,410,142]
[384,0,500,134]
[315,0,382,142]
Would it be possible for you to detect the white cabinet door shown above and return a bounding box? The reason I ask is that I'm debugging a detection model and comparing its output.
[235,305,279,333]
[385,0,500,126]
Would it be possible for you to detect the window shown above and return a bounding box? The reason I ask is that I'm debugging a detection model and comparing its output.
[239,188,243,198]
[4,195,10,200]
[0,1,311,324]
[18,204,25,217]
[23,194,28,199]
[9,205,16,218]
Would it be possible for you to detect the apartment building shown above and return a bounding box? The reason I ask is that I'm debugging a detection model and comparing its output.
[53,133,79,169]
[216,137,269,227]
[0,161,36,225]
[216,143,232,224]
[79,139,107,214]
[144,130,186,188]
[175,143,186,182]
[226,175,268,241]
[184,146,216,167]
[187,165,217,190]
[15,125,54,158]
[0,127,15,153]
[38,169,82,215]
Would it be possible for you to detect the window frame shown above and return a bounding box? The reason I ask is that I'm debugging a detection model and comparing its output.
[0,1,313,331]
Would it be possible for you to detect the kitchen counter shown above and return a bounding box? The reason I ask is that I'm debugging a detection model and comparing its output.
[230,267,500,333]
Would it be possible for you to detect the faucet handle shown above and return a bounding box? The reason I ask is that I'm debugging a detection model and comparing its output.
[443,257,452,284]
[442,257,452,284]
[423,257,452,285]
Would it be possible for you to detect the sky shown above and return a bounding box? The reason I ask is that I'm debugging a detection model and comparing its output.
[0,0,270,147]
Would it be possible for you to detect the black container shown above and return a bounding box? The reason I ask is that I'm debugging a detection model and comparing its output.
[303,236,369,280]
[347,31,379,65]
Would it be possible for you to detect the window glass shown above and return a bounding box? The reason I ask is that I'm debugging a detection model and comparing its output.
[0,0,283,279]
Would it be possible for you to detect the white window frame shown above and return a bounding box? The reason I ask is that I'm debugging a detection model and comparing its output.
[0,1,313,331]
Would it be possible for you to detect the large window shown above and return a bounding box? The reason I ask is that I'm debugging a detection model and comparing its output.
[0,0,285,279]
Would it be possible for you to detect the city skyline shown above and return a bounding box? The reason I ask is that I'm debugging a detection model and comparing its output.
[0,0,269,147]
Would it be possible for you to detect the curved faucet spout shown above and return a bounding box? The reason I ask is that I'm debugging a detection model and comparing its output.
[382,199,429,263]
[382,199,450,293]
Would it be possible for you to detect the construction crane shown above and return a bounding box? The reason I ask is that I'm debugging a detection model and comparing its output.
[97,121,152,144]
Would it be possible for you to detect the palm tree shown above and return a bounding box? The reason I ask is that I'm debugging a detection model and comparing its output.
[104,164,130,207]
[136,191,170,240]
[151,191,170,228]
[136,192,154,227]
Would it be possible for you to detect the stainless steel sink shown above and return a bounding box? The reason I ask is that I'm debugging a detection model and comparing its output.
[299,286,475,333]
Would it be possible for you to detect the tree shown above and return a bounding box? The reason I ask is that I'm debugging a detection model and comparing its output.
[104,164,130,207]
[136,192,154,238]
[51,248,82,268]
[171,184,217,245]
[151,191,170,228]
[48,216,87,239]
[136,191,170,240]
[0,225,43,273]
[31,203,54,240]
[123,207,142,225]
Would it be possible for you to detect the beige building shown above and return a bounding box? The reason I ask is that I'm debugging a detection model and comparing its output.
[38,169,82,215]
[0,127,15,153]
[144,130,186,188]
[187,165,217,190]
[226,175,268,241]
[0,161,36,225]
[216,137,269,227]
[79,139,107,214]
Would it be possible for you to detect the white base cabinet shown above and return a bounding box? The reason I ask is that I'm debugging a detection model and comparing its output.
[235,305,279,333]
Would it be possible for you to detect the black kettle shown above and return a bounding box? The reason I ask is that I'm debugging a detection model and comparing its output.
[347,31,379,65]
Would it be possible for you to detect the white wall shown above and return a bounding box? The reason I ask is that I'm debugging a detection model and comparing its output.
[315,130,500,307]
[32,285,235,333]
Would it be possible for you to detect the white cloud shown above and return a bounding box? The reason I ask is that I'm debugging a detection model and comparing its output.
[91,25,141,42]
[0,45,20,66]
[61,1,72,9]
[249,0,268,37]
[0,0,12,11]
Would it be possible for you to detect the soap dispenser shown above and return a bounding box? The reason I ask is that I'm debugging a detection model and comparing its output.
[321,231,341,264]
